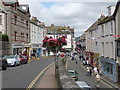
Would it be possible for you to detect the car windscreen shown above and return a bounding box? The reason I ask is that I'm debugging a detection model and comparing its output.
[5,55,14,58]
[69,72,75,75]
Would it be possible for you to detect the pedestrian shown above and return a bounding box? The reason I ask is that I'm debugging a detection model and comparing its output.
[89,66,92,76]
[75,60,77,64]
[74,54,77,60]
[72,54,74,60]
[94,66,98,75]
[95,73,101,88]
[87,66,90,76]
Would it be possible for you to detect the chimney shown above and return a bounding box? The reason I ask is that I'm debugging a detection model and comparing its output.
[51,24,54,26]
[107,5,115,16]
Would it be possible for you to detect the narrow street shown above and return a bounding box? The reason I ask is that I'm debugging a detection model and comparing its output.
[2,57,55,88]
[67,56,116,89]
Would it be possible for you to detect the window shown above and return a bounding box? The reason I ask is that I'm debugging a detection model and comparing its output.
[101,25,104,36]
[102,42,104,56]
[111,21,113,34]
[14,32,17,41]
[109,64,113,75]
[96,42,98,52]
[117,41,120,57]
[14,15,17,24]
[26,21,28,28]
[111,42,114,58]
[0,15,2,25]
[21,33,24,41]
[26,34,29,42]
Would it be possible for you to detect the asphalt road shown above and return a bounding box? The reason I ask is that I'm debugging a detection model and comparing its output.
[2,57,55,88]
[67,56,116,89]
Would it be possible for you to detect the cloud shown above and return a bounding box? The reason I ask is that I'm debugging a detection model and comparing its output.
[19,0,116,37]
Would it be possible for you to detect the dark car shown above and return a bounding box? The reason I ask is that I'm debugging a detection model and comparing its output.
[0,56,7,70]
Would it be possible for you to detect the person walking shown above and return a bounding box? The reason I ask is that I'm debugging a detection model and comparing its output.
[94,66,98,75]
[87,66,90,76]
[95,73,101,88]
[89,65,92,76]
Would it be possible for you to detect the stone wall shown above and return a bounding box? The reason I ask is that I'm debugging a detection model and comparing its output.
[57,58,80,89]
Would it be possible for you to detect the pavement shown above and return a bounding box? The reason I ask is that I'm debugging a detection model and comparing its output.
[35,63,59,88]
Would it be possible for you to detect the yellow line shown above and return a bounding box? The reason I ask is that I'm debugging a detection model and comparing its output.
[26,62,54,90]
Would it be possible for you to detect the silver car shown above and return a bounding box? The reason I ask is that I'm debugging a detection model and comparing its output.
[76,81,91,90]
[4,55,20,67]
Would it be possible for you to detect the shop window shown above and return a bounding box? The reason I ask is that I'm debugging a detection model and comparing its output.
[117,41,120,57]
[106,63,109,73]
[109,64,113,75]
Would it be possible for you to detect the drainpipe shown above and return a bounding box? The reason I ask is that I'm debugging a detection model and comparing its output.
[114,17,118,82]
[5,12,7,35]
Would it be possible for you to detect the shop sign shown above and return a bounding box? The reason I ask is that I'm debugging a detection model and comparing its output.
[32,44,41,48]
[12,44,23,48]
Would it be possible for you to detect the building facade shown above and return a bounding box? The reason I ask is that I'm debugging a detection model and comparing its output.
[30,16,44,58]
[1,0,31,55]
[113,0,120,82]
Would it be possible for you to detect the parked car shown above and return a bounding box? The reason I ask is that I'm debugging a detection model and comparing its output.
[76,81,91,90]
[0,56,7,70]
[4,55,20,67]
[18,55,28,64]
[68,70,78,81]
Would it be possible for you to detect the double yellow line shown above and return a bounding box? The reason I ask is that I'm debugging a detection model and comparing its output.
[26,62,54,90]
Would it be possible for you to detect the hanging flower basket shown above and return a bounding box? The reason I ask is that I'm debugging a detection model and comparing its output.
[42,35,67,53]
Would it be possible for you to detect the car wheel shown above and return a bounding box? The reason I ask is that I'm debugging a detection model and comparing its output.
[18,62,21,66]
[14,62,16,67]
[2,62,7,70]
[20,61,23,65]
[25,61,27,64]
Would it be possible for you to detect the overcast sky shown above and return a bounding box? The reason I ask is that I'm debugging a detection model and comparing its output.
[19,0,117,37]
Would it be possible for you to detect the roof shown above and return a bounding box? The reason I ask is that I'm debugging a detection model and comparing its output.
[98,16,114,25]
[113,0,120,16]
[46,25,74,34]
[85,20,98,32]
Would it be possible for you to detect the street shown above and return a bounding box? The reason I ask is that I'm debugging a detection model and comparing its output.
[2,57,55,88]
[67,56,116,89]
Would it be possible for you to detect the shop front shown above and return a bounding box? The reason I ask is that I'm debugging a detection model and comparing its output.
[31,44,42,58]
[100,57,117,82]
[12,44,23,55]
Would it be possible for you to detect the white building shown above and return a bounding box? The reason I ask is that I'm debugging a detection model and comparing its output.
[30,16,44,57]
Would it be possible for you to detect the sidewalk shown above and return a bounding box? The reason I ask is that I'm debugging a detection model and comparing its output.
[101,75,120,89]
[81,61,120,89]
[35,63,59,88]
[28,56,52,62]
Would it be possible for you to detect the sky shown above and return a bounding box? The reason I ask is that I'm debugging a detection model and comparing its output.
[18,0,117,37]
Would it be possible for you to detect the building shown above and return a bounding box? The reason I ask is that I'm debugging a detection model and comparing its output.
[76,34,86,52]
[30,16,44,58]
[45,24,74,55]
[0,0,31,55]
[113,0,120,82]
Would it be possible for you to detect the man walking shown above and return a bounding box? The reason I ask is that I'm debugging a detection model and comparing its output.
[96,73,101,88]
